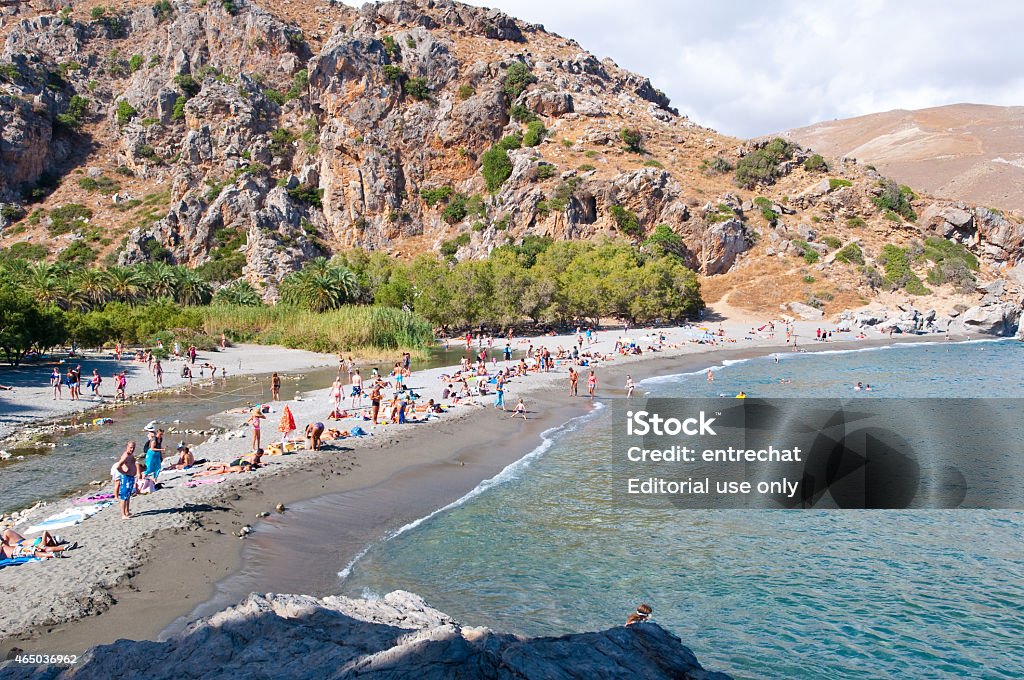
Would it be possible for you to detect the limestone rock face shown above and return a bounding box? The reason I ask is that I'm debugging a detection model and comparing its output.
[10,590,733,680]
[781,301,824,320]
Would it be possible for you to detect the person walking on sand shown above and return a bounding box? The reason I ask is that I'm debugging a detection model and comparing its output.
[115,341,122,362]
[154,360,163,387]
[511,398,527,420]
[115,441,138,519]
[587,370,597,400]
[245,409,265,451]
[271,372,281,401]
[90,369,102,398]
[568,367,579,397]
[626,375,636,398]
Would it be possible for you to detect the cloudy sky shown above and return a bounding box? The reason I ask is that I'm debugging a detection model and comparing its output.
[463,0,1024,138]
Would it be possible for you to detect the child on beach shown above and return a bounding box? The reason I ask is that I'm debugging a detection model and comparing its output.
[244,409,266,451]
[626,375,635,397]
[511,398,527,420]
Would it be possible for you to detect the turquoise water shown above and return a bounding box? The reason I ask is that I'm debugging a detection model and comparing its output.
[340,341,1024,679]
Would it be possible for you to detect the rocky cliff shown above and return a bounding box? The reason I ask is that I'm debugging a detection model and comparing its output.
[1,590,733,679]
[2,0,1024,322]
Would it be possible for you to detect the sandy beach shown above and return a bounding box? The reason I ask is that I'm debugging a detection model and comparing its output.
[0,344,340,443]
[0,318,955,655]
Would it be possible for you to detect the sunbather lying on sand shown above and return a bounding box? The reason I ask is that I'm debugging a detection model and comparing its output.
[1,529,75,558]
[193,449,265,476]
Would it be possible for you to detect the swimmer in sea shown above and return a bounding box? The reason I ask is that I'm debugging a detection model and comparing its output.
[707,370,714,383]
[854,382,863,391]
[864,384,872,392]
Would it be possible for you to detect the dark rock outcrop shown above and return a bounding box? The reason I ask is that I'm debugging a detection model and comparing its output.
[1,591,732,680]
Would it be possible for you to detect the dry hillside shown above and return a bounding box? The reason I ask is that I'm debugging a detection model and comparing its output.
[1,0,1023,324]
[784,103,1024,213]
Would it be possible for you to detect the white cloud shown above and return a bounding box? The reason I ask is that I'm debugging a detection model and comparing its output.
[460,0,1024,137]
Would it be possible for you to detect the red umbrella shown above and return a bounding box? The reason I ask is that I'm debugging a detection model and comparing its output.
[278,405,296,433]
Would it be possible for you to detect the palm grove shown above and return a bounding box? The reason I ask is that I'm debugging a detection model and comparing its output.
[0,236,703,363]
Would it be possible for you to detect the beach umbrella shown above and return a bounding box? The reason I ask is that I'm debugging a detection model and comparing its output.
[278,405,296,433]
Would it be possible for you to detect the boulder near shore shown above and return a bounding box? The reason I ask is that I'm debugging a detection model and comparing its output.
[1,591,732,679]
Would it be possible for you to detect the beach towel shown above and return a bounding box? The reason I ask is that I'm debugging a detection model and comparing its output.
[278,405,296,433]
[72,492,114,505]
[0,557,41,569]
[23,501,111,534]
[185,478,225,488]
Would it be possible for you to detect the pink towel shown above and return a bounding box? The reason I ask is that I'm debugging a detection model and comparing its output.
[185,478,225,488]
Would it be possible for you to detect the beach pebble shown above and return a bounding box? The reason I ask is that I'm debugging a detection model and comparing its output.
[275,503,286,513]
[257,511,270,518]
[238,525,252,537]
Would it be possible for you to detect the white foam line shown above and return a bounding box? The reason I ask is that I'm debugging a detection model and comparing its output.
[637,337,1011,387]
[338,402,606,580]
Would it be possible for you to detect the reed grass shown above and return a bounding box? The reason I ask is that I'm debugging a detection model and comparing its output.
[202,304,435,355]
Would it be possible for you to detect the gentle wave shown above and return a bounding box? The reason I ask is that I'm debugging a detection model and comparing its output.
[338,402,607,580]
[638,337,1010,387]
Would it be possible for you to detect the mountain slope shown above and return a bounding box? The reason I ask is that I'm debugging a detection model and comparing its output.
[783,103,1024,212]
[1,0,1023,322]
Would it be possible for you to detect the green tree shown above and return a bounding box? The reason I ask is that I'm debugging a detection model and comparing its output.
[502,62,536,99]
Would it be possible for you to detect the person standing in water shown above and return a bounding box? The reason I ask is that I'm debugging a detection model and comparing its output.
[625,375,636,398]
[568,367,579,397]
[587,370,597,400]
[271,372,281,401]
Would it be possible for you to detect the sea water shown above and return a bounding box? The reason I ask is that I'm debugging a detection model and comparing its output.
[340,340,1024,679]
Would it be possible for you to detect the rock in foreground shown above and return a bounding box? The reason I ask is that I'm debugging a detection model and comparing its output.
[6,591,732,679]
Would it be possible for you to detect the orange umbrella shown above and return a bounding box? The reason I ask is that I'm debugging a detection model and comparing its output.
[278,405,296,433]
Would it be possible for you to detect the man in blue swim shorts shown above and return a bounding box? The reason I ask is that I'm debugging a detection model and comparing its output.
[115,441,139,519]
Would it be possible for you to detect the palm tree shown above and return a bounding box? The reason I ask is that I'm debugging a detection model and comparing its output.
[23,262,60,306]
[141,262,179,300]
[54,274,86,311]
[279,260,358,312]
[174,269,213,306]
[75,269,113,309]
[104,265,143,303]
[213,279,262,306]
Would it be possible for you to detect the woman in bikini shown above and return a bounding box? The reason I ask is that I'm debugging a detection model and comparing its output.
[195,449,265,476]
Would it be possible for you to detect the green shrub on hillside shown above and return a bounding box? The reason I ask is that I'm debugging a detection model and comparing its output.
[523,120,547,147]
[403,77,430,100]
[829,178,852,190]
[872,180,917,221]
[619,127,643,153]
[55,95,89,130]
[699,156,733,176]
[481,134,521,192]
[734,137,794,188]
[833,242,864,265]
[609,205,642,237]
[419,186,453,206]
[879,244,930,295]
[502,62,536,99]
[804,153,827,172]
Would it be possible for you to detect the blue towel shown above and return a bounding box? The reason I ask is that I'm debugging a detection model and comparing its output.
[0,557,41,569]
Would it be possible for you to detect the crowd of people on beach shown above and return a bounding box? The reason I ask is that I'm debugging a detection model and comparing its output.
[3,314,889,571]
